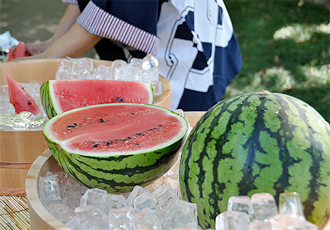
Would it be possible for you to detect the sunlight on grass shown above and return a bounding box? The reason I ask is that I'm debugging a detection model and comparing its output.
[226,67,296,94]
[252,67,295,90]
[300,64,330,85]
[273,22,330,43]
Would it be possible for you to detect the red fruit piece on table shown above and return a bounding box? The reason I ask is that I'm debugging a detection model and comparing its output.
[6,42,31,62]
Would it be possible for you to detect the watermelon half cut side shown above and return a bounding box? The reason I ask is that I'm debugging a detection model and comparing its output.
[40,79,154,119]
[43,103,188,193]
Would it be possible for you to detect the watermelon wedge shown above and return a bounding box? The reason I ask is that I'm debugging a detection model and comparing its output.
[6,73,42,120]
[43,103,188,193]
[40,80,154,119]
[6,42,31,62]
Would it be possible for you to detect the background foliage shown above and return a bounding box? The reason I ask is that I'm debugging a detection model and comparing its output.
[224,0,330,122]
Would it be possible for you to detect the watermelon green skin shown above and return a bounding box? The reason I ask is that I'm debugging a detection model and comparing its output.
[43,103,188,193]
[179,92,330,229]
[40,79,154,119]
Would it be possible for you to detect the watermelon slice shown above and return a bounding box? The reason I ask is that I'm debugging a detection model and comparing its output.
[40,79,154,119]
[6,42,31,62]
[6,73,42,120]
[43,103,188,193]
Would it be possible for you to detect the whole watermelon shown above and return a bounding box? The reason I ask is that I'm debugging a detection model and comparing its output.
[179,92,330,229]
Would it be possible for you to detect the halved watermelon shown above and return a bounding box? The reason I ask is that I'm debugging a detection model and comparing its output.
[41,80,154,119]
[43,103,188,193]
[6,73,42,120]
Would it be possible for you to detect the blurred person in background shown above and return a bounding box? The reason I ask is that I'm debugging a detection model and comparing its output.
[12,0,242,111]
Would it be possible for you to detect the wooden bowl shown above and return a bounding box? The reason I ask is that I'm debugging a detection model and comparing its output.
[0,59,172,194]
[25,112,204,230]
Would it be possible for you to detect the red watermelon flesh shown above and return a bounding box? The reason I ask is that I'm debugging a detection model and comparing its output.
[6,74,42,119]
[48,103,185,154]
[44,80,154,115]
[6,42,31,62]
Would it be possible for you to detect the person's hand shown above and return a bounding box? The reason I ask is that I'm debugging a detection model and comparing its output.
[25,38,54,56]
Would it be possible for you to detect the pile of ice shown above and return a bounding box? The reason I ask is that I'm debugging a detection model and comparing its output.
[55,56,162,96]
[0,83,47,129]
[39,169,201,230]
[39,168,319,230]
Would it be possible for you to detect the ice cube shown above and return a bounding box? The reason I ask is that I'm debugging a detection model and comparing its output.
[46,203,76,224]
[39,172,62,207]
[131,207,162,230]
[248,220,272,230]
[63,190,84,210]
[65,213,89,229]
[80,188,107,210]
[0,85,14,116]
[251,193,278,221]
[279,192,305,218]
[134,68,159,84]
[91,64,112,80]
[227,196,254,221]
[162,200,198,229]
[152,183,179,208]
[126,186,151,207]
[72,60,91,79]
[103,193,126,214]
[108,206,134,229]
[130,58,143,67]
[142,55,159,70]
[164,173,181,198]
[110,59,127,77]
[269,214,308,230]
[115,64,138,81]
[131,189,157,212]
[215,211,249,230]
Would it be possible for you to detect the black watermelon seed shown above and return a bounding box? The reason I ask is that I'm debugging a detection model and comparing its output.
[93,144,98,147]
[100,119,105,123]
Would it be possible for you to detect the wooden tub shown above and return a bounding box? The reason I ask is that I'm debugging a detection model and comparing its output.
[0,59,172,194]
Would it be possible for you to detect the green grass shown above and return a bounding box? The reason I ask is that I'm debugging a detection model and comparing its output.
[224,0,330,122]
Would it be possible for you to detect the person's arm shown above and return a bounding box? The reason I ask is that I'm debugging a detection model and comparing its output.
[23,22,102,59]
[26,4,81,55]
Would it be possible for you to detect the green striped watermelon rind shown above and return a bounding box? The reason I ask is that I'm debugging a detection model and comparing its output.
[40,80,155,120]
[179,92,330,229]
[43,103,188,193]
[40,80,58,119]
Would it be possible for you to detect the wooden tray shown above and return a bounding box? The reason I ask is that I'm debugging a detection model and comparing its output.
[0,59,172,192]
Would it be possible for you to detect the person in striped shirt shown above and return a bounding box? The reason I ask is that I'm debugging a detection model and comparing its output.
[22,0,243,111]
